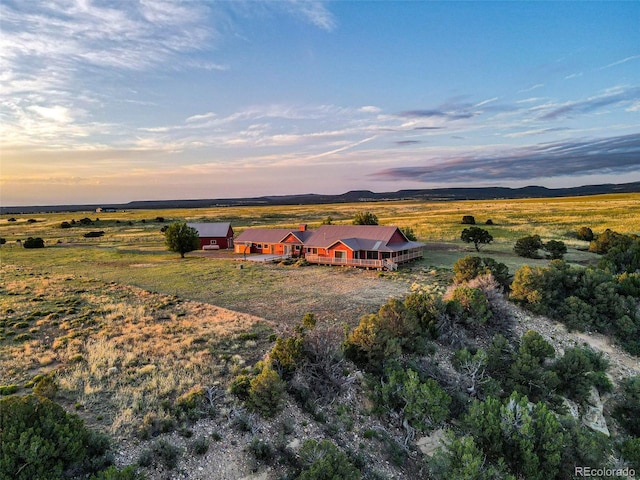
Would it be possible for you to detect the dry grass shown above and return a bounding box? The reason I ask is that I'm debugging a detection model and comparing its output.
[0,268,271,437]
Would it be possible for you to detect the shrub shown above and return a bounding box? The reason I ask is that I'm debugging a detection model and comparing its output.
[375,364,450,432]
[247,437,273,463]
[151,439,181,470]
[1,395,86,480]
[0,237,5,245]
[558,417,614,478]
[401,226,417,241]
[404,291,446,338]
[552,347,609,404]
[614,376,640,436]
[189,436,209,455]
[448,286,492,326]
[33,375,58,399]
[270,336,304,376]
[461,227,493,252]
[576,227,594,241]
[620,437,640,470]
[291,325,350,404]
[297,439,361,480]
[248,364,286,417]
[452,256,484,284]
[429,435,513,480]
[510,261,640,355]
[505,331,559,403]
[0,385,19,395]
[589,229,634,254]
[173,385,205,420]
[60,221,72,229]
[89,466,145,480]
[84,231,105,238]
[464,392,564,480]
[301,312,316,329]
[509,265,552,315]
[352,211,378,225]
[599,239,640,274]
[453,256,510,289]
[485,219,494,225]
[136,412,175,439]
[228,374,252,400]
[345,299,422,371]
[23,237,45,249]
[514,234,543,258]
[461,215,476,225]
[544,240,567,260]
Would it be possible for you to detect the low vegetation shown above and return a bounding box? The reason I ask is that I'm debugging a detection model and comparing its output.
[1,193,638,478]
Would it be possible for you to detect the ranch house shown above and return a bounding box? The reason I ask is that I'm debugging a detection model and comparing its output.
[187,222,234,250]
[234,224,313,257]
[303,225,424,270]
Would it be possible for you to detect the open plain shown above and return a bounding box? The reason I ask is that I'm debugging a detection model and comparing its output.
[1,193,639,479]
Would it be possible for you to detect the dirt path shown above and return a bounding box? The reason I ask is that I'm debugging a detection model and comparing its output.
[508,303,640,380]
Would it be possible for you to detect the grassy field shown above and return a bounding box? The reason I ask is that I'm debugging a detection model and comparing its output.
[1,193,638,438]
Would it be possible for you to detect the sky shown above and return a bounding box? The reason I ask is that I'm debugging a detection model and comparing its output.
[1,1,639,206]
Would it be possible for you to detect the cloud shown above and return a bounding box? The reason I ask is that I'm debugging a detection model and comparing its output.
[186,112,217,123]
[370,134,640,183]
[359,105,381,113]
[504,127,570,138]
[398,109,475,121]
[474,97,498,108]
[540,86,640,120]
[519,83,544,93]
[600,55,640,70]
[27,105,73,123]
[290,1,336,31]
[395,140,421,146]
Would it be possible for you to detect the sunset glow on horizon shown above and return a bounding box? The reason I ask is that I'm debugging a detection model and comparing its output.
[1,1,639,206]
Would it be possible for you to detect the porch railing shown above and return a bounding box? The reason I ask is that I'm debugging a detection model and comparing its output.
[305,248,422,270]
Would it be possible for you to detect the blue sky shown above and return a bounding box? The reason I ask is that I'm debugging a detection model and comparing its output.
[1,0,639,206]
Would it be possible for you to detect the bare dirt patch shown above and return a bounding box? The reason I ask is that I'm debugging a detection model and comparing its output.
[508,303,640,380]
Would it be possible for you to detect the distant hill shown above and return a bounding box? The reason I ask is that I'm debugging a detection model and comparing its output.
[3,181,640,214]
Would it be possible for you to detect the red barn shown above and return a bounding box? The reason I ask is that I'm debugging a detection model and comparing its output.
[187,222,234,250]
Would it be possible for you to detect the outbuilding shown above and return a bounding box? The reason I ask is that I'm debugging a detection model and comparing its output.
[187,222,234,250]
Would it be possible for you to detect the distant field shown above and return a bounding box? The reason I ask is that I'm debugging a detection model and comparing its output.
[1,193,637,317]
[1,193,638,437]
[1,193,637,245]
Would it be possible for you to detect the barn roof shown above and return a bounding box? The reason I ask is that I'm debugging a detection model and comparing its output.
[187,222,232,237]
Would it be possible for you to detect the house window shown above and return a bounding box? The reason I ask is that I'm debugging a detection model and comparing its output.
[334,250,346,260]
[257,244,262,249]
[295,245,300,251]
[210,240,217,245]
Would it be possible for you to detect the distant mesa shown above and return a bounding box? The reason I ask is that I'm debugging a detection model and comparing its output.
[2,181,639,214]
